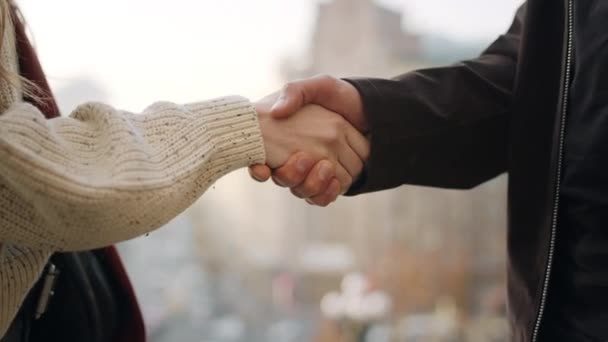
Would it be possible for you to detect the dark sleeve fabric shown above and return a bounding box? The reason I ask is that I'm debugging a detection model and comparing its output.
[345,4,525,194]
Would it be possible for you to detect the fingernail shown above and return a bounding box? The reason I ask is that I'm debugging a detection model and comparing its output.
[296,158,312,173]
[249,167,264,182]
[274,178,286,187]
[271,96,286,112]
[318,163,332,181]
[325,180,341,199]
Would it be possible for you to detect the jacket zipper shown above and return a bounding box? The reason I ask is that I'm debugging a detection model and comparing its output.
[531,0,574,341]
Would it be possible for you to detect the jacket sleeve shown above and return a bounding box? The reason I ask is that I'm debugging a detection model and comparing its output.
[0,96,264,251]
[346,4,525,194]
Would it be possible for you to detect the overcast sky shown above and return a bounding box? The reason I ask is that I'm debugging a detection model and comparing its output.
[17,0,522,111]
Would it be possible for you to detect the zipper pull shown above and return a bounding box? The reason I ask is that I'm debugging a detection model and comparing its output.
[34,263,60,319]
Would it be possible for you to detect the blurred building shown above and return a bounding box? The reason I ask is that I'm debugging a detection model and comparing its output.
[283,0,423,79]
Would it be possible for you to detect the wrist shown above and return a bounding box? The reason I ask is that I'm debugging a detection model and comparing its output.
[339,79,368,133]
[254,99,288,168]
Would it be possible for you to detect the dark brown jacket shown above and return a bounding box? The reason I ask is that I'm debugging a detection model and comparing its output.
[347,1,571,341]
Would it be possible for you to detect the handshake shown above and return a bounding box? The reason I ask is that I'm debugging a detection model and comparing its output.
[250,75,370,206]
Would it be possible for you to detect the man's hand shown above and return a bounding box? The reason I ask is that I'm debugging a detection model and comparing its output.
[255,94,369,206]
[250,75,368,205]
[271,75,367,132]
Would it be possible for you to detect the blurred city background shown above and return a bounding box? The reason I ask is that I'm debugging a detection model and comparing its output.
[20,0,521,341]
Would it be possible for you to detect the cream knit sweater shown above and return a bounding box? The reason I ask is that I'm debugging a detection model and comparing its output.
[0,20,266,337]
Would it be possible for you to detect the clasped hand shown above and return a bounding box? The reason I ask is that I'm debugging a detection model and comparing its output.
[252,75,369,206]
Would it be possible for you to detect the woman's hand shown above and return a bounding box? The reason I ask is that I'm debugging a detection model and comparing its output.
[254,94,369,206]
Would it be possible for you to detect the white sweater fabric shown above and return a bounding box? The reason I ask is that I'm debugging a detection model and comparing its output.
[0,19,266,336]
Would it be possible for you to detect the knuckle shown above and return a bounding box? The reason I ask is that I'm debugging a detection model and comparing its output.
[290,188,306,199]
[274,170,300,187]
[271,176,287,188]
[304,180,323,195]
[285,172,301,185]
[322,126,342,146]
[314,73,336,85]
[278,178,293,187]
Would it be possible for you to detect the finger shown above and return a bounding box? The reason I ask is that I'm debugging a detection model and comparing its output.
[248,164,272,182]
[334,164,353,195]
[270,75,340,119]
[336,139,364,183]
[345,125,370,162]
[308,178,341,207]
[290,160,335,198]
[271,151,316,188]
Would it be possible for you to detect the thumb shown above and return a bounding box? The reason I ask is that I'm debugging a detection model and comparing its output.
[248,164,272,182]
[270,89,302,119]
[270,75,339,119]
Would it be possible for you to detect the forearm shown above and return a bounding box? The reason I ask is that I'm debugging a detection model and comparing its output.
[346,4,524,194]
[346,58,514,192]
[0,96,264,251]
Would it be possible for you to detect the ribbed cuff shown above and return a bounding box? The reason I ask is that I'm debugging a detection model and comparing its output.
[184,96,266,174]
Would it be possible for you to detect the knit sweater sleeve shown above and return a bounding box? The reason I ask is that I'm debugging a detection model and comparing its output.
[0,95,265,252]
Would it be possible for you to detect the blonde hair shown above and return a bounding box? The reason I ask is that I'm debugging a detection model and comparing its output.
[0,0,42,101]
[0,0,15,87]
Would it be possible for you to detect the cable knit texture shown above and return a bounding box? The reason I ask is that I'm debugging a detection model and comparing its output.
[0,19,265,337]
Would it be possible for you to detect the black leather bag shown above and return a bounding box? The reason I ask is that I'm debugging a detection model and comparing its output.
[2,251,121,342]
